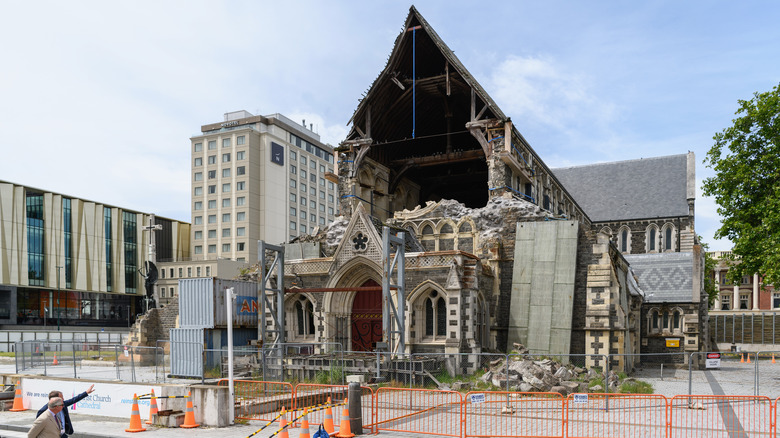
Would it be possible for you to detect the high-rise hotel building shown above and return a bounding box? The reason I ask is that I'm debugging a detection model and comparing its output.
[190,111,337,264]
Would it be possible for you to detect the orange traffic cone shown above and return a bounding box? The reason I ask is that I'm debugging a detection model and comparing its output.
[740,353,745,363]
[125,393,146,432]
[278,407,289,438]
[9,380,25,412]
[773,354,776,364]
[52,354,59,365]
[180,391,199,428]
[747,353,752,364]
[145,389,159,425]
[323,397,336,435]
[298,409,311,438]
[334,397,354,438]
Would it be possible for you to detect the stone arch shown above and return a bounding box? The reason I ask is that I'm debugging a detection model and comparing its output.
[618,225,632,254]
[408,280,449,344]
[285,292,317,341]
[661,222,676,252]
[645,223,660,253]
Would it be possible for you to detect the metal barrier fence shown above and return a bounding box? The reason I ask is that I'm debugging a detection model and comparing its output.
[463,391,564,438]
[566,393,668,438]
[374,387,463,437]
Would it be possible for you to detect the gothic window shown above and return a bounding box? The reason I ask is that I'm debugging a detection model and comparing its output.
[293,296,315,337]
[673,311,681,331]
[661,223,676,252]
[475,296,488,347]
[424,290,447,339]
[618,226,631,253]
[422,224,434,235]
[651,310,659,332]
[459,221,472,233]
[649,228,656,251]
[440,223,453,234]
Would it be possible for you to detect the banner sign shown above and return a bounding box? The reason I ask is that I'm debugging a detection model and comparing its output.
[706,352,721,369]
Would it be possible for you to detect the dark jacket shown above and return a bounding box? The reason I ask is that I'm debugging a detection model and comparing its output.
[36,391,90,436]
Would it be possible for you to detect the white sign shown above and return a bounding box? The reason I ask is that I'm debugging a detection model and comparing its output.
[21,378,161,420]
[573,393,588,404]
[469,393,486,404]
[706,353,721,369]
[123,347,129,357]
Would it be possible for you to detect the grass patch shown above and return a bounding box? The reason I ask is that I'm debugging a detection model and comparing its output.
[618,379,654,394]
[0,352,14,357]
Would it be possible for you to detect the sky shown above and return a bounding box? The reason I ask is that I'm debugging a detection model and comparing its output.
[2,1,779,251]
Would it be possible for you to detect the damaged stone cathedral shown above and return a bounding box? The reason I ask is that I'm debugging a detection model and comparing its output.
[261,6,709,372]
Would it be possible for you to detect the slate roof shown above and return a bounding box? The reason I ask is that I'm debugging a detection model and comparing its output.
[551,154,690,222]
[623,252,694,303]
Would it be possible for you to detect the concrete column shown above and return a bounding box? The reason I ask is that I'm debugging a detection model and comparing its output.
[733,284,740,310]
[754,274,760,310]
[714,295,721,310]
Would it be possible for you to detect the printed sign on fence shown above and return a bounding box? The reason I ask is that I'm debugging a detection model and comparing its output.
[706,352,721,369]
[573,393,588,404]
[469,393,485,404]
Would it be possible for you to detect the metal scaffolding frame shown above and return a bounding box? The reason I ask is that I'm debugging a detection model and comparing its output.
[383,226,406,354]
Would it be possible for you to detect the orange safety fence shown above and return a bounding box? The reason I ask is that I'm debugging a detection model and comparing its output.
[566,393,668,438]
[374,387,463,437]
[463,391,564,438]
[292,383,375,431]
[669,395,773,437]
[217,379,294,421]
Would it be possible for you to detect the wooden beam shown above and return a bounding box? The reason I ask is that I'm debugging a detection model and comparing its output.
[390,149,484,167]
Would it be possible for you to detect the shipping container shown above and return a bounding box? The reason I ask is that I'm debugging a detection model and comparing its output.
[178,278,259,328]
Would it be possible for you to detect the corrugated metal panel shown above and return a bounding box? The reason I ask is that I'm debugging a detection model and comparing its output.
[179,278,216,328]
[179,277,259,328]
[170,327,204,378]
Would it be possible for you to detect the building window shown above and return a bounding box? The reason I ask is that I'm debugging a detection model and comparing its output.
[236,212,245,221]
[236,196,245,206]
[194,142,202,152]
[301,156,307,165]
[208,215,217,224]
[237,181,245,191]
[742,276,750,285]
[194,231,203,240]
[194,245,202,254]
[194,157,202,166]
[222,213,231,222]
[619,227,631,253]
[196,267,201,276]
[301,224,307,233]
[237,227,245,236]
[194,172,203,181]
[773,293,780,309]
[290,150,297,160]
[300,210,306,219]
[328,207,334,215]
[320,177,325,186]
[290,179,297,188]
[310,213,316,221]
[310,200,315,208]
[328,181,334,190]
[222,138,231,147]
[222,198,231,208]
[319,191,325,199]
[290,207,297,216]
[320,164,325,173]
[222,153,231,162]
[673,311,681,330]
[291,165,297,175]
[424,291,447,338]
[310,173,316,183]
[208,185,216,194]
[207,155,216,165]
[161,269,165,279]
[302,183,307,193]
[122,212,137,293]
[206,266,211,276]
[222,168,231,177]
[662,224,675,251]
[187,267,192,277]
[652,310,659,330]
[237,151,245,160]
[301,196,307,205]
[319,204,325,212]
[194,186,203,196]
[222,228,231,237]
[236,135,245,145]
[208,140,216,150]
[222,243,230,252]
[178,268,183,277]
[320,217,326,225]
[208,229,216,238]
[194,201,203,210]
[290,222,297,230]
[237,166,245,176]
[740,294,750,309]
[237,242,245,251]
[222,183,231,193]
[290,193,296,202]
[301,169,307,179]
[208,170,216,179]
[310,160,316,169]
[208,200,216,209]
[208,245,216,253]
[720,295,730,310]
[295,296,316,336]
[648,227,657,252]
[194,216,203,225]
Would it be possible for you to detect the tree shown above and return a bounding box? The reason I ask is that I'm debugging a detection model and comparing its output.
[698,237,719,307]
[702,83,780,286]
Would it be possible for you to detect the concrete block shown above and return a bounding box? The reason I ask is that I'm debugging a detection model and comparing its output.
[346,374,365,384]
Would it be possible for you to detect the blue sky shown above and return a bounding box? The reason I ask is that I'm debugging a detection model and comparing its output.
[2,1,779,251]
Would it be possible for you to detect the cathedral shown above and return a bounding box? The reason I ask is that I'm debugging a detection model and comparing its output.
[259,6,708,372]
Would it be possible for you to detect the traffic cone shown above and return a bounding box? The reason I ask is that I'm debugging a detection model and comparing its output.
[145,389,159,425]
[125,393,146,432]
[323,397,336,435]
[278,407,289,438]
[298,409,311,438]
[334,397,354,438]
[9,381,25,412]
[741,353,745,363]
[773,354,776,364]
[52,354,59,365]
[180,391,199,428]
[747,353,751,364]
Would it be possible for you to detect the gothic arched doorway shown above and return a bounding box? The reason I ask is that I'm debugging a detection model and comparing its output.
[351,279,382,351]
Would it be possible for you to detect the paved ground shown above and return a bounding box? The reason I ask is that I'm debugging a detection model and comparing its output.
[3,356,779,437]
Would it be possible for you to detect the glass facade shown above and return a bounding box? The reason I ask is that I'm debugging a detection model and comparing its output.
[26,193,45,286]
[105,208,112,292]
[63,198,73,288]
[16,288,138,327]
[123,212,137,293]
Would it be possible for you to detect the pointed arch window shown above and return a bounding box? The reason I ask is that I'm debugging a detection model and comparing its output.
[424,290,447,339]
[665,227,673,251]
[294,296,315,336]
[649,228,656,251]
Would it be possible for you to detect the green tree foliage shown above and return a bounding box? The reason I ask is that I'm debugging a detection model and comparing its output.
[699,237,719,307]
[702,83,780,286]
